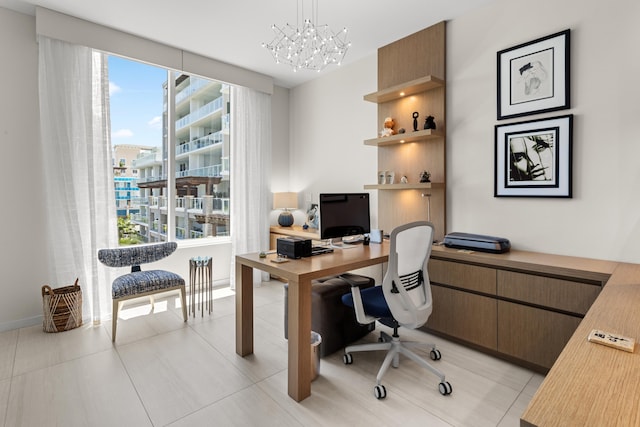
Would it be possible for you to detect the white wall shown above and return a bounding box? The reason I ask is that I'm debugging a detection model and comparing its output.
[447,0,640,261]
[288,55,379,227]
[0,8,50,331]
[289,0,640,263]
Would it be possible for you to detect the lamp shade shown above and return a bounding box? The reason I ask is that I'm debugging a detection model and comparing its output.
[273,192,298,210]
[273,192,298,227]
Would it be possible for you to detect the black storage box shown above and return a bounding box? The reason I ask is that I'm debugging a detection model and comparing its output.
[443,232,511,254]
[277,237,312,259]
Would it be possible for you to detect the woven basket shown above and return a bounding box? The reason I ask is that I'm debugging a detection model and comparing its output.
[42,278,83,333]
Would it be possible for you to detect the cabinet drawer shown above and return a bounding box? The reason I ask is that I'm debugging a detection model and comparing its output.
[497,301,581,370]
[429,259,496,295]
[497,271,600,315]
[427,285,497,350]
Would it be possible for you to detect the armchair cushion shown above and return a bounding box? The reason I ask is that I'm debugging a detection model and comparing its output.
[112,270,184,299]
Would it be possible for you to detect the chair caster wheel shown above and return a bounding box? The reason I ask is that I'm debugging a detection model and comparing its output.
[439,381,452,395]
[343,353,353,365]
[374,384,387,399]
[430,349,441,360]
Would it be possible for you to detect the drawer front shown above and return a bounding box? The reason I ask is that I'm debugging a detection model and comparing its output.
[497,271,600,315]
[427,285,497,350]
[429,258,496,295]
[498,301,581,369]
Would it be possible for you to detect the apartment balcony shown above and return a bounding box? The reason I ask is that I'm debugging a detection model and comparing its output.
[175,96,223,131]
[176,131,224,156]
[133,151,162,169]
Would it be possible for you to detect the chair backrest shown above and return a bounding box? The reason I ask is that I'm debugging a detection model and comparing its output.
[382,221,434,329]
[98,242,178,270]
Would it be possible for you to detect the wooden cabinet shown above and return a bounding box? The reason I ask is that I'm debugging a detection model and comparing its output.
[425,247,610,372]
[364,22,447,242]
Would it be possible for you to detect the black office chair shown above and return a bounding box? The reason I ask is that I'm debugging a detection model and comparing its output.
[341,221,452,399]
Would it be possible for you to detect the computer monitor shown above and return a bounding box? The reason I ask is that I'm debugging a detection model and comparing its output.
[319,193,371,246]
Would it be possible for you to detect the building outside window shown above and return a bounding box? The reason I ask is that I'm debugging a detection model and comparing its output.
[109,56,231,245]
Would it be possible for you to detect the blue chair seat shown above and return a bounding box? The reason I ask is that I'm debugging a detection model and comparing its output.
[112,270,185,299]
[342,286,392,319]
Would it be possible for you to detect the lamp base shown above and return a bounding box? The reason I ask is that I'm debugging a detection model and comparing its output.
[278,211,294,227]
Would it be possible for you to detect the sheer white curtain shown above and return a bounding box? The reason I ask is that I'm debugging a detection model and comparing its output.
[230,86,272,288]
[38,36,118,324]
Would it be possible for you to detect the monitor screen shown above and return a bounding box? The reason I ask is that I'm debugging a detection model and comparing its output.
[319,193,371,241]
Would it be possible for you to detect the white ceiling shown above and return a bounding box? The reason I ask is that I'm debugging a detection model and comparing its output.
[1,0,494,88]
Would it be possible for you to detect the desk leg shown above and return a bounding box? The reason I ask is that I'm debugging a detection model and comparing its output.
[287,277,312,401]
[235,263,253,356]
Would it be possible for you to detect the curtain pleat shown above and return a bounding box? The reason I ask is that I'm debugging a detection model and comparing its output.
[38,36,118,323]
[230,87,272,288]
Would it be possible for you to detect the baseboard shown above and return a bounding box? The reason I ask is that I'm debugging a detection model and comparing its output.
[0,315,42,333]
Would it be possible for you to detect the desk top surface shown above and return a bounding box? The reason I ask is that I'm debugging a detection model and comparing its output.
[236,241,390,282]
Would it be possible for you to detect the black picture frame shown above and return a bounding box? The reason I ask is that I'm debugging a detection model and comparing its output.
[494,115,573,198]
[497,29,570,120]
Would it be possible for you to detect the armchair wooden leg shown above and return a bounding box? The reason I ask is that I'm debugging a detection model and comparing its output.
[180,285,188,322]
[112,299,120,343]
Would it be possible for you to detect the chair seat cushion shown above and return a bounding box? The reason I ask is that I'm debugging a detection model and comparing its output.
[112,270,185,299]
[342,285,392,319]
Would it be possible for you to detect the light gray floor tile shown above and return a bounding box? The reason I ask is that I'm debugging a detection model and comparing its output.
[5,350,151,427]
[0,378,10,427]
[0,329,18,380]
[167,384,303,427]
[117,327,253,426]
[13,323,112,376]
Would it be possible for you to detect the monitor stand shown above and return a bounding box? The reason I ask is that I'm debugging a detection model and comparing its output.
[329,237,359,249]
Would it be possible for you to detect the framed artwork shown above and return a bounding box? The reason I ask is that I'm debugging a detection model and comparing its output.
[494,115,573,198]
[497,29,570,120]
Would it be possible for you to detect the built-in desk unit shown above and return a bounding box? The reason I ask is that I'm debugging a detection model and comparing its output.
[424,245,615,373]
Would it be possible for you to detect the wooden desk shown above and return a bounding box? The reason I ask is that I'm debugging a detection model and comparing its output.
[520,262,640,426]
[235,242,389,401]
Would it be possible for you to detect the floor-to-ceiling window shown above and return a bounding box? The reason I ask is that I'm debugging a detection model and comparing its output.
[108,56,231,245]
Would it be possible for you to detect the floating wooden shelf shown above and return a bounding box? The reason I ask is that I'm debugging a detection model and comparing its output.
[364,182,444,190]
[363,75,445,103]
[364,129,444,146]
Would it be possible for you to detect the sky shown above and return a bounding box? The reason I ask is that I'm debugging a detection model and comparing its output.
[108,55,167,147]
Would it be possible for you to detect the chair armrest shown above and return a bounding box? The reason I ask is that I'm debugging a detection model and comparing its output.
[341,276,378,325]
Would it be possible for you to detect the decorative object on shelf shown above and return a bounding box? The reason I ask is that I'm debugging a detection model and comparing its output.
[412,111,419,131]
[494,114,573,198]
[385,171,395,185]
[378,171,385,185]
[306,203,319,229]
[262,0,351,72]
[497,29,570,120]
[400,175,408,184]
[273,192,298,226]
[419,170,431,183]
[380,117,396,137]
[398,128,406,134]
[423,115,436,130]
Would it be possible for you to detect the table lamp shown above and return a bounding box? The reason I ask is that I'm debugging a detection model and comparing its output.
[273,192,298,227]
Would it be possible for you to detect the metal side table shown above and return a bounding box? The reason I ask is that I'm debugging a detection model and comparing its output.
[189,256,213,316]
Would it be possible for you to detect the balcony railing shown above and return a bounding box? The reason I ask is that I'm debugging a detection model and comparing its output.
[177,165,223,179]
[176,96,223,130]
[176,131,224,155]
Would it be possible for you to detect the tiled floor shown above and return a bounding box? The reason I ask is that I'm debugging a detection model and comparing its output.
[0,280,543,426]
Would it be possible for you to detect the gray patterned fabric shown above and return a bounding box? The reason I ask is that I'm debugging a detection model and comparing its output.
[98,242,178,268]
[111,270,184,298]
[98,242,184,299]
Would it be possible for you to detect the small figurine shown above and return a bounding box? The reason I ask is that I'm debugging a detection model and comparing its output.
[424,115,436,130]
[400,175,408,184]
[419,170,431,183]
[398,128,406,134]
[412,112,419,132]
[380,117,396,137]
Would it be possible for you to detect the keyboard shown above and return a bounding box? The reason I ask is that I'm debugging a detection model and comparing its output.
[311,246,334,256]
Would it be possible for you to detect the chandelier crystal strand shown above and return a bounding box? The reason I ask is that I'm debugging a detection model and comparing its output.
[262,0,350,72]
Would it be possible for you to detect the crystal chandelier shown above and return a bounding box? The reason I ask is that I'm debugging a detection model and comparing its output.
[262,0,351,72]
